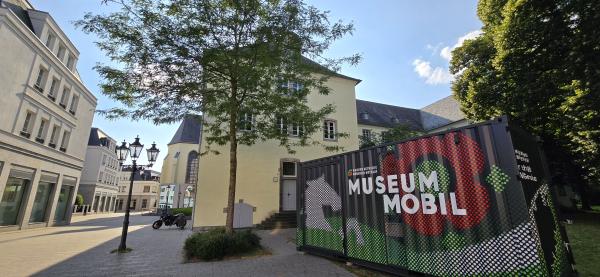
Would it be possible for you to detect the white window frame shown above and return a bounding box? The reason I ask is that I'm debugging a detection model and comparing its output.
[240,113,254,132]
[60,130,70,151]
[36,118,48,140]
[323,119,337,140]
[48,78,59,99]
[362,129,372,140]
[34,67,48,93]
[21,111,35,135]
[69,94,79,115]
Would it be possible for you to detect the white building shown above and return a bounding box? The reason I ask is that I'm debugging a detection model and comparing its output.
[116,168,160,212]
[78,128,121,213]
[0,0,97,231]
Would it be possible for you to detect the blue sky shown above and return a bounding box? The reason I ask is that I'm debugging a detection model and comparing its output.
[29,0,481,169]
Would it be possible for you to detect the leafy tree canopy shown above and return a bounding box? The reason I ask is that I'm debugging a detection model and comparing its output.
[359,125,422,149]
[451,0,600,208]
[77,0,360,231]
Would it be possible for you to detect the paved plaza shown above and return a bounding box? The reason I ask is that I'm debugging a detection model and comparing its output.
[0,214,353,277]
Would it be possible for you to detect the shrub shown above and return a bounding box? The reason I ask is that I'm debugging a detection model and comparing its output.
[184,228,261,261]
[75,194,84,206]
[170,207,192,216]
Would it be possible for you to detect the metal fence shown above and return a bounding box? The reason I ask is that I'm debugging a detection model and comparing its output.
[297,117,575,276]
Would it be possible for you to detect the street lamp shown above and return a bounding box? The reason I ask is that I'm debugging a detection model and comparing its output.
[116,136,159,252]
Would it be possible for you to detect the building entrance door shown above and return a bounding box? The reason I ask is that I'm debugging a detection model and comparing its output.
[282,179,296,211]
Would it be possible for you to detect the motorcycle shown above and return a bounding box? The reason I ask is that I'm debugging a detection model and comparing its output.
[152,210,187,230]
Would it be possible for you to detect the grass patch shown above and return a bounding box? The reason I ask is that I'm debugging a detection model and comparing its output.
[184,228,263,261]
[565,210,600,276]
[110,247,132,254]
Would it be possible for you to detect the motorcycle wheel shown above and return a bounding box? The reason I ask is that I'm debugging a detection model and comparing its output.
[152,220,163,229]
[177,218,187,230]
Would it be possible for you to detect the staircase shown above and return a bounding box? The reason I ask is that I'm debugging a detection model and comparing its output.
[257,211,297,229]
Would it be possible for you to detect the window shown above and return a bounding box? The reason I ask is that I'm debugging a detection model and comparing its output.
[60,130,70,152]
[102,155,107,165]
[152,186,157,193]
[290,123,303,137]
[141,199,148,209]
[48,78,59,100]
[360,112,369,120]
[280,81,303,96]
[45,32,55,49]
[35,119,48,143]
[59,87,70,108]
[66,54,74,71]
[323,120,336,140]
[239,113,254,131]
[185,151,199,184]
[49,125,60,147]
[0,174,31,226]
[20,111,35,138]
[282,161,297,177]
[98,172,104,182]
[57,45,66,60]
[278,117,287,135]
[69,95,78,115]
[143,186,150,193]
[173,152,180,159]
[362,129,372,140]
[130,199,137,209]
[34,67,48,93]
[29,180,54,223]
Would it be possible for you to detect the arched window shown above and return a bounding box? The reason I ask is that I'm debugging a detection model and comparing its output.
[185,151,199,184]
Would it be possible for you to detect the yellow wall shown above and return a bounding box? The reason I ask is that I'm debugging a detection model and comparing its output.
[193,75,360,228]
[160,143,200,186]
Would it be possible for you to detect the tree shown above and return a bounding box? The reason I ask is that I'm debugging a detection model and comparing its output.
[77,0,359,233]
[75,194,84,206]
[450,0,600,209]
[359,124,422,149]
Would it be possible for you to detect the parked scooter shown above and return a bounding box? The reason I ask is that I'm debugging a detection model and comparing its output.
[152,209,187,230]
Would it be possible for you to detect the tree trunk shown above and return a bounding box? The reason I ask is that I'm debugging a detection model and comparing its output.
[225,83,239,234]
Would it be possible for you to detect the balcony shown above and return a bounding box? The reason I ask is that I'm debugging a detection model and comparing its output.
[20,130,31,138]
[47,94,56,102]
[48,142,57,148]
[59,147,66,152]
[35,137,45,144]
[69,110,76,116]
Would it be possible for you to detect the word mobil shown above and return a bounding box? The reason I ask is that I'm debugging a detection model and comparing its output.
[348,171,467,216]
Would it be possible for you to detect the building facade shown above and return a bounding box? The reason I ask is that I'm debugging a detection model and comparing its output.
[78,128,121,213]
[0,0,97,231]
[159,115,200,209]
[116,168,160,212]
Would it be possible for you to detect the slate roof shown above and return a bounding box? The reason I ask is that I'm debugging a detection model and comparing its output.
[1,0,34,31]
[121,168,161,181]
[168,115,202,145]
[356,96,466,132]
[419,95,466,131]
[356,100,423,130]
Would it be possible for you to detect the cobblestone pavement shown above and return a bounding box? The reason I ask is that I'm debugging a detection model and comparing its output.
[0,213,353,277]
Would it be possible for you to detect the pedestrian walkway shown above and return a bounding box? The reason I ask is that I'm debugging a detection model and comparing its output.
[0,214,353,277]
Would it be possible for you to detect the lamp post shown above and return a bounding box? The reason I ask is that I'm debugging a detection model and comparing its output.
[115,136,159,252]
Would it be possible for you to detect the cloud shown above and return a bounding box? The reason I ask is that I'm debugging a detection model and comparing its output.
[412,59,454,85]
[440,30,482,61]
[412,30,482,85]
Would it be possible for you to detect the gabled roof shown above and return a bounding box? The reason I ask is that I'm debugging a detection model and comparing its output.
[168,115,202,145]
[419,95,465,131]
[301,56,362,85]
[356,100,423,130]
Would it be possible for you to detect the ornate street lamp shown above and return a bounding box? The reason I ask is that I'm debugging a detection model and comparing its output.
[116,136,159,252]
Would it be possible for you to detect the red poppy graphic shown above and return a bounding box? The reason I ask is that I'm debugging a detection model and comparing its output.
[381,132,490,236]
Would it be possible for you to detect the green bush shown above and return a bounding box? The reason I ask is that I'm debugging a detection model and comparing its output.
[75,194,84,206]
[170,207,192,216]
[184,228,261,260]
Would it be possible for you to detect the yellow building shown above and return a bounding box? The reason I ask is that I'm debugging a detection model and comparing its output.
[157,63,469,229]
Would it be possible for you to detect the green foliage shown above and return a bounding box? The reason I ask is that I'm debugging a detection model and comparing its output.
[450,0,600,201]
[75,194,84,206]
[359,124,422,149]
[184,228,261,260]
[78,0,359,232]
[170,207,192,216]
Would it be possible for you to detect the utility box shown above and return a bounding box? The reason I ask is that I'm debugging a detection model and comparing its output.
[297,117,575,276]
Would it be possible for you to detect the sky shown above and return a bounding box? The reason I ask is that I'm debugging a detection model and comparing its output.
[28,0,482,170]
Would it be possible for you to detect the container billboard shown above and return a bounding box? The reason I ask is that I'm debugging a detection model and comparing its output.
[297,117,575,276]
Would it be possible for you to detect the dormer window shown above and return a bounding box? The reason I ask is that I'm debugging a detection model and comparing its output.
[360,112,369,120]
[390,117,400,123]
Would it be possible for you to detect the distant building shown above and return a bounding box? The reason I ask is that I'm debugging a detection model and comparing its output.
[0,0,97,231]
[116,168,160,212]
[160,115,201,209]
[78,128,121,213]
